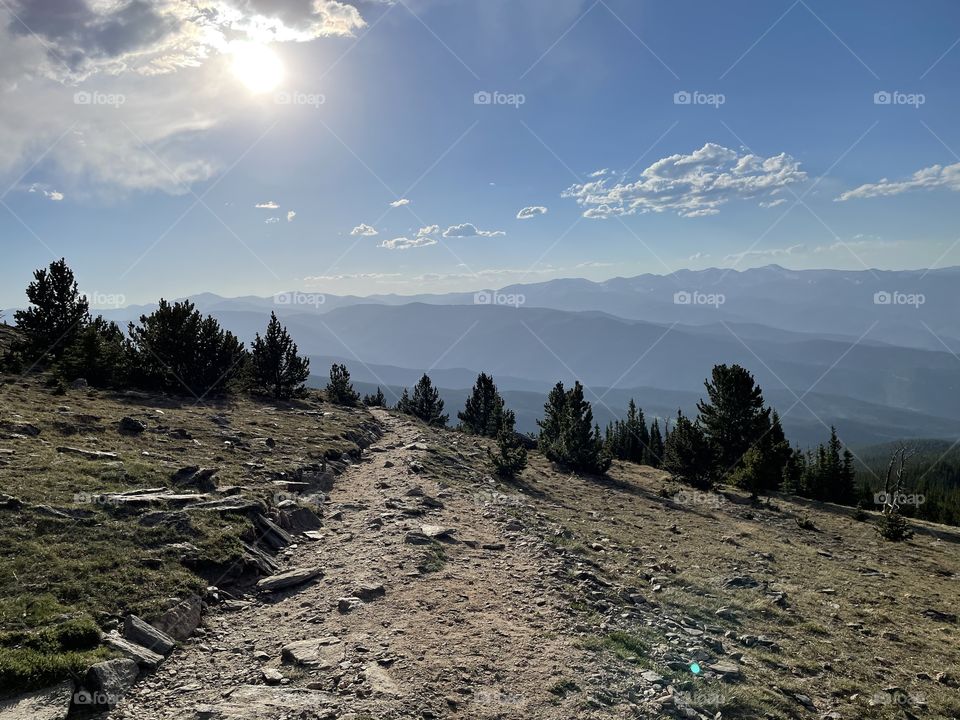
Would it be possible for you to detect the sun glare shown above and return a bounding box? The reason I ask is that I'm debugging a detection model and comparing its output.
[231,42,284,94]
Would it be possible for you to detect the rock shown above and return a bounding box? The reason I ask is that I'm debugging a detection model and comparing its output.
[793,694,815,710]
[922,608,958,623]
[257,567,323,592]
[124,615,177,655]
[70,378,89,389]
[405,486,425,497]
[83,658,139,709]
[1,422,40,437]
[102,633,165,669]
[0,680,73,719]
[0,494,24,511]
[153,595,202,641]
[278,506,323,533]
[641,670,664,684]
[172,466,219,492]
[353,583,386,602]
[723,576,759,589]
[420,524,455,539]
[337,597,364,613]
[715,607,737,620]
[254,514,293,550]
[365,662,401,695]
[190,685,336,720]
[707,661,741,678]
[280,637,344,668]
[481,542,506,551]
[262,668,283,685]
[404,531,432,545]
[55,446,118,460]
[118,417,147,435]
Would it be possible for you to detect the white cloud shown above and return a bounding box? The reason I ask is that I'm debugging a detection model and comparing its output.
[304,272,401,283]
[517,205,547,219]
[286,210,296,222]
[724,243,806,263]
[27,183,63,201]
[442,223,506,238]
[563,143,807,219]
[379,236,437,250]
[0,1,367,196]
[417,224,440,237]
[256,201,279,209]
[589,168,610,178]
[836,162,960,202]
[350,223,378,236]
[46,190,64,201]
[265,216,280,224]
[759,198,788,208]
[389,198,410,207]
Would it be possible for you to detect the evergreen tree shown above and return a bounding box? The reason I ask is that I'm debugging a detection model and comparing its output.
[489,415,528,479]
[458,372,508,437]
[326,363,360,406]
[402,374,448,426]
[697,364,770,478]
[538,380,610,474]
[839,448,856,504]
[251,313,310,399]
[537,382,568,458]
[127,299,247,396]
[647,419,664,468]
[57,316,126,387]
[14,258,90,361]
[396,388,411,413]
[363,387,386,407]
[662,410,714,489]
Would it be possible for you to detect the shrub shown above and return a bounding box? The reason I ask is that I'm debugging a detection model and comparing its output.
[489,416,527,479]
[876,510,913,541]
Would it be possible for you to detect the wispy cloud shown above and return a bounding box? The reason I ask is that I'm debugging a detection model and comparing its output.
[836,161,960,202]
[350,223,379,236]
[287,210,296,222]
[724,243,805,263]
[563,143,806,219]
[265,216,280,224]
[379,236,437,250]
[256,201,279,209]
[389,198,410,207]
[442,223,505,238]
[517,205,548,219]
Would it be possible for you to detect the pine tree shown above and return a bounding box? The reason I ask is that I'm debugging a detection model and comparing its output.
[58,316,126,387]
[251,313,310,399]
[458,372,508,437]
[363,387,386,407]
[127,299,247,396]
[537,382,567,459]
[402,374,448,426]
[697,364,770,478]
[662,410,714,489]
[15,258,90,361]
[648,419,664,468]
[489,414,527,479]
[396,388,411,413]
[326,363,360,406]
[538,380,610,474]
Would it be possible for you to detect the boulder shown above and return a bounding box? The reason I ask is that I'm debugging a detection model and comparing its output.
[280,637,344,668]
[420,524,455,539]
[118,417,147,435]
[172,466,219,492]
[102,633,164,669]
[83,658,139,710]
[153,594,202,641]
[353,583,385,602]
[278,506,322,533]
[0,680,73,719]
[337,597,364,613]
[257,567,323,593]
[124,615,177,655]
[254,514,293,550]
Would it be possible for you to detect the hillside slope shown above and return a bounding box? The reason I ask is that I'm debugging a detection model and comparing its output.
[105,411,960,720]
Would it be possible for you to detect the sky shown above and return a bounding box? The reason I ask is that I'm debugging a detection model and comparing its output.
[1,0,959,307]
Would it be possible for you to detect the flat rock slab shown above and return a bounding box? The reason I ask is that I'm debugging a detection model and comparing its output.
[0,680,73,720]
[280,637,344,668]
[421,524,455,539]
[102,633,165,669]
[258,567,323,592]
[124,614,177,655]
[707,661,742,677]
[56,446,118,459]
[85,658,140,709]
[153,594,202,641]
[195,686,338,720]
[365,662,401,696]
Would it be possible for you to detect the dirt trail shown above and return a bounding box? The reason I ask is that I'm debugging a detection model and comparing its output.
[112,410,589,720]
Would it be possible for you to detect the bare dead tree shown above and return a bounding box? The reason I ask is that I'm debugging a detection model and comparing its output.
[880,444,918,515]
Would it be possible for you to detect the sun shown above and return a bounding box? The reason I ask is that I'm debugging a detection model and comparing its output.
[230,42,285,94]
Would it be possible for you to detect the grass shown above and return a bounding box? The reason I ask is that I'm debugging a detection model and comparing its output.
[0,375,379,697]
[417,541,448,573]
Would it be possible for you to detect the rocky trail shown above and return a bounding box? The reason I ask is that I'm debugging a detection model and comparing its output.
[110,410,588,720]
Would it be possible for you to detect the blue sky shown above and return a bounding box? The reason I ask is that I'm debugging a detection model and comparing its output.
[1,0,959,307]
